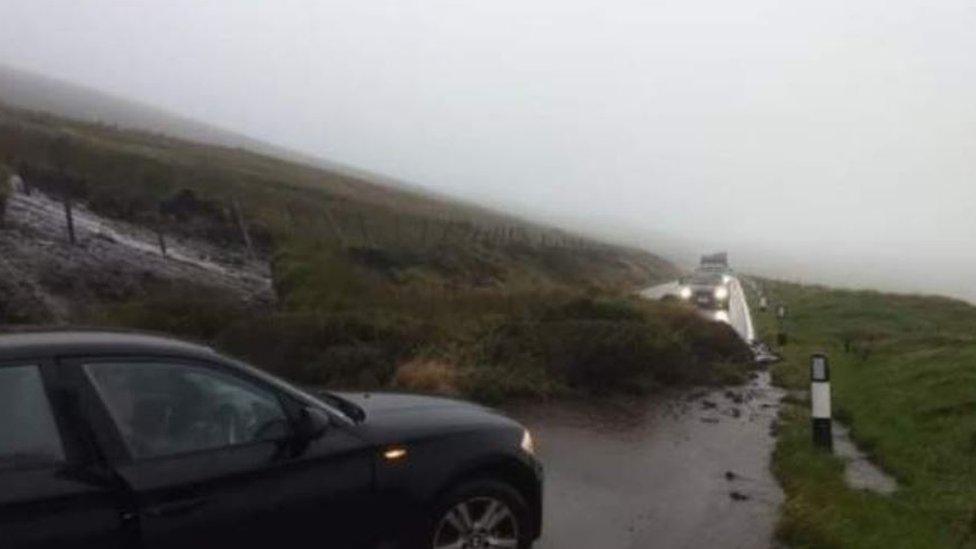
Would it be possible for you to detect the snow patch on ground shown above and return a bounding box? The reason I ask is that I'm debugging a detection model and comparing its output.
[0,182,273,322]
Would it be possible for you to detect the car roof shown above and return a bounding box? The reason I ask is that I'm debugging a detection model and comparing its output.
[0,328,220,363]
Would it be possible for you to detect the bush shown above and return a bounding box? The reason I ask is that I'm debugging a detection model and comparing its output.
[213,311,427,387]
[93,284,247,340]
[539,319,684,393]
[89,283,752,402]
[539,296,647,322]
[467,296,752,397]
[394,359,459,395]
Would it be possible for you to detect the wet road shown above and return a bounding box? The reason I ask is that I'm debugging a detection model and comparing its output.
[509,372,784,549]
[506,276,780,548]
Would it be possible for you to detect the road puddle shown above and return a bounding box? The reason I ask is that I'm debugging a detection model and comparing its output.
[832,422,898,495]
[507,370,785,549]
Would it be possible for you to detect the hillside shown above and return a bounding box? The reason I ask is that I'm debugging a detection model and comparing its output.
[0,64,329,168]
[0,75,756,402]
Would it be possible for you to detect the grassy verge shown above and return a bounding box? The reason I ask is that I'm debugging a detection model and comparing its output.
[747,279,976,548]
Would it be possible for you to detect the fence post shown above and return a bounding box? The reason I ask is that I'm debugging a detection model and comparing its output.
[156,227,168,257]
[776,304,788,345]
[231,198,255,260]
[63,193,76,245]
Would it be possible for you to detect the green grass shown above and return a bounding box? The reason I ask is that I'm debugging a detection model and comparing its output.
[747,279,976,548]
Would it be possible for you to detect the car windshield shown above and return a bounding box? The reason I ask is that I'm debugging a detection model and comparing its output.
[688,273,724,285]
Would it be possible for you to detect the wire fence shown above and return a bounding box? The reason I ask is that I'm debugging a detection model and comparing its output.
[3,167,604,266]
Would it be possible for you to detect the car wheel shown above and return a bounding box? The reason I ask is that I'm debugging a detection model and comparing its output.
[427,480,532,549]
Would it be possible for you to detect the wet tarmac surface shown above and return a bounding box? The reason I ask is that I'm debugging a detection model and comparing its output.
[508,371,784,549]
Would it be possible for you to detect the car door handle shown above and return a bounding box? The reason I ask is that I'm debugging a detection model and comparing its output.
[144,497,208,518]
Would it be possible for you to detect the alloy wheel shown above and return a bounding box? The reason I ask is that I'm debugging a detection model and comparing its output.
[432,496,520,549]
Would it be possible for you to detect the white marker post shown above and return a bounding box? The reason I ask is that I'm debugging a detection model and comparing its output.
[759,295,768,312]
[810,353,832,451]
[776,304,788,345]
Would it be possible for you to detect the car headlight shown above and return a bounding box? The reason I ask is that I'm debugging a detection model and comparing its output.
[714,286,729,300]
[722,274,732,284]
[679,286,692,299]
[520,429,535,455]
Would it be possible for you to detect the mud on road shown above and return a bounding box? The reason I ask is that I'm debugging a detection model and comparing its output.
[507,371,784,549]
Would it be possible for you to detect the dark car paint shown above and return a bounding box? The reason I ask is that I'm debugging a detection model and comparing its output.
[338,391,544,540]
[0,331,543,548]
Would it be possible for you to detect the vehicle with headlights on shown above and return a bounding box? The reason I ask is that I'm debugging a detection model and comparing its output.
[0,330,542,549]
[679,271,731,312]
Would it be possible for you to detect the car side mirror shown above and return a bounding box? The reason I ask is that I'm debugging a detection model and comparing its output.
[294,406,331,443]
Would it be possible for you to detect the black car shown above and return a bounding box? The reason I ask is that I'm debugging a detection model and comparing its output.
[0,330,543,549]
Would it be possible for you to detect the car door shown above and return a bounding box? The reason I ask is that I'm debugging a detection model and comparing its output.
[72,356,376,548]
[0,360,131,549]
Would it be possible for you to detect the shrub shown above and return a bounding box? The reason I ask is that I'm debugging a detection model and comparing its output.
[467,296,751,397]
[213,311,426,387]
[394,359,459,395]
[93,283,247,340]
[537,319,685,392]
[539,296,647,322]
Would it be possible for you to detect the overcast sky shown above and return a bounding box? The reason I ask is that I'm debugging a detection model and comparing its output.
[2,0,975,299]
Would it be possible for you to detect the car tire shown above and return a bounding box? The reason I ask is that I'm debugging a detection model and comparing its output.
[423,479,533,549]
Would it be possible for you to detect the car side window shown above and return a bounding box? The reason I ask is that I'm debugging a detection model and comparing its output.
[85,361,290,460]
[0,365,66,470]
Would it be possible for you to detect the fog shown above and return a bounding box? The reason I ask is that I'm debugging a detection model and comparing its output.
[2,0,974,300]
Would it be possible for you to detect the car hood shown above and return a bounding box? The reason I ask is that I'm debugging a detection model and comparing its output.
[331,391,521,444]
[689,284,719,292]
[335,391,481,414]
